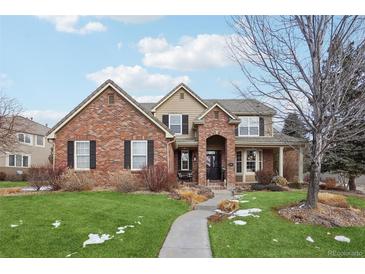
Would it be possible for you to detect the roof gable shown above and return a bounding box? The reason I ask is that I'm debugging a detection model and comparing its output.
[47,80,174,139]
[151,83,208,112]
[198,102,237,120]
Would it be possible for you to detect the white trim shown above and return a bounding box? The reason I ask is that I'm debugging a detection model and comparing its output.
[131,140,148,171]
[169,114,182,135]
[35,135,45,147]
[180,150,189,171]
[151,83,208,112]
[198,103,236,120]
[238,116,260,137]
[74,140,90,171]
[6,152,31,168]
[17,132,33,146]
[47,82,174,139]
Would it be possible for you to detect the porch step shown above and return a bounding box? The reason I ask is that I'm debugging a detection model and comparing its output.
[207,183,226,190]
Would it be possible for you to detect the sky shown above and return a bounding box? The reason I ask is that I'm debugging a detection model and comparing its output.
[0,16,249,127]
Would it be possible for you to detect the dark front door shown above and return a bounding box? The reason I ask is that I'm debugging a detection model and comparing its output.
[206,150,221,180]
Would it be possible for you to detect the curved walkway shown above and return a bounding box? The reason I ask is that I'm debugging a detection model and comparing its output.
[159,190,232,258]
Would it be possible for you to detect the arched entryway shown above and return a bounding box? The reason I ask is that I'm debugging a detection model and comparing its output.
[206,135,226,181]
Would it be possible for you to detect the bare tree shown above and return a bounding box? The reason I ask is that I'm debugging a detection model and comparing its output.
[0,93,23,153]
[228,16,365,208]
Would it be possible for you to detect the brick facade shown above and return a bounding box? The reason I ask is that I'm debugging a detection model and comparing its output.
[284,147,299,182]
[54,87,173,180]
[263,148,274,173]
[196,106,236,186]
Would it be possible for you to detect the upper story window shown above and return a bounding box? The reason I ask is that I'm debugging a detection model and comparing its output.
[7,153,31,168]
[75,141,90,170]
[238,116,259,136]
[169,114,182,135]
[131,140,147,170]
[35,135,45,147]
[108,94,115,105]
[17,133,33,145]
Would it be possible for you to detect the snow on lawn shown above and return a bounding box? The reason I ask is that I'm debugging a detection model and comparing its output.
[306,236,315,243]
[116,225,135,234]
[233,220,247,226]
[240,200,249,203]
[335,235,351,243]
[83,234,113,247]
[10,220,23,228]
[52,220,61,228]
[234,208,262,217]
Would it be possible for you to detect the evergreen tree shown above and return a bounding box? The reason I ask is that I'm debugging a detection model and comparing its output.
[282,113,306,138]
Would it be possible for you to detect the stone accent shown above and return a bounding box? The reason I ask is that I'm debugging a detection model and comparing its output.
[284,147,299,182]
[54,86,173,182]
[196,106,236,186]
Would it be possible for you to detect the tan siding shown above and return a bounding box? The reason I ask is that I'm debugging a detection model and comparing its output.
[154,87,206,139]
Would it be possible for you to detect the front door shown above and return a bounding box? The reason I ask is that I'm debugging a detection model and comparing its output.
[206,150,221,180]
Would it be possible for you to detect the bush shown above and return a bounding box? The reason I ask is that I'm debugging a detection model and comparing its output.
[141,163,177,192]
[255,170,275,184]
[324,177,337,189]
[109,171,142,193]
[271,176,288,186]
[251,183,286,192]
[27,165,65,191]
[318,193,348,208]
[218,199,239,213]
[59,169,94,191]
[288,182,302,189]
[0,172,6,181]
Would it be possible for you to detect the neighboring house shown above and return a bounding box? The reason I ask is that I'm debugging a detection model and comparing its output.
[47,80,305,187]
[0,116,52,179]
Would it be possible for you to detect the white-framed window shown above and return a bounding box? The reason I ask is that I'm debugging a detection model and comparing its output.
[74,141,90,170]
[238,117,259,136]
[246,149,263,173]
[35,135,45,147]
[181,150,189,171]
[17,133,33,145]
[236,151,242,173]
[169,114,182,135]
[7,153,31,168]
[131,140,147,170]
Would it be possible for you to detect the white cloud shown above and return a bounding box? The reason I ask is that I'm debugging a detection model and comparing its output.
[38,16,106,35]
[22,110,67,127]
[86,65,189,92]
[138,34,235,71]
[0,73,13,89]
[117,41,123,50]
[108,16,162,24]
[134,95,164,103]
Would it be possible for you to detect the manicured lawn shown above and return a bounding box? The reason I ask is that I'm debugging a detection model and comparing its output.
[0,181,28,188]
[0,191,189,258]
[209,191,365,258]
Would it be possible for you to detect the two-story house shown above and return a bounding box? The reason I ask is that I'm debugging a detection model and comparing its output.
[0,116,52,179]
[47,80,305,188]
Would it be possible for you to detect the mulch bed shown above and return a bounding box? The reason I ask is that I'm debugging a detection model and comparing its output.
[278,202,365,227]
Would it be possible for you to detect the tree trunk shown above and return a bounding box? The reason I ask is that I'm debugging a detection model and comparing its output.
[348,175,356,191]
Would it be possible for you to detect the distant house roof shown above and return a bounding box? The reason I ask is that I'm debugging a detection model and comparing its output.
[12,116,50,136]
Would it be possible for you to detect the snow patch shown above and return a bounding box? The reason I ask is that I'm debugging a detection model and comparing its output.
[234,208,262,217]
[116,225,135,234]
[334,235,351,243]
[229,199,240,203]
[233,220,247,226]
[10,224,18,228]
[66,252,78,257]
[83,234,113,247]
[240,200,249,203]
[272,239,278,242]
[306,236,315,243]
[52,220,61,228]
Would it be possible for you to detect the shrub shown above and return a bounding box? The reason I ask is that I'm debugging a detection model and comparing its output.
[318,192,348,208]
[217,199,239,213]
[27,165,65,191]
[176,189,207,205]
[251,183,286,192]
[288,182,302,189]
[324,177,337,189]
[255,170,275,184]
[271,176,288,186]
[109,171,142,193]
[59,169,94,191]
[141,163,177,192]
[0,172,6,181]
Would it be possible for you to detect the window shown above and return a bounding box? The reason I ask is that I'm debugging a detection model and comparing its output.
[236,151,242,173]
[75,141,90,170]
[108,94,115,105]
[214,111,219,119]
[35,135,45,147]
[17,133,33,145]
[180,93,184,99]
[131,140,147,170]
[246,150,263,173]
[181,150,189,171]
[239,117,259,136]
[7,153,31,168]
[169,114,182,135]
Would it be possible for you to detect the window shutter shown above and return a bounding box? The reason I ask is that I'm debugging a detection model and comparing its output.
[182,115,189,134]
[259,117,265,136]
[178,151,181,170]
[67,141,74,168]
[162,115,169,127]
[235,126,239,136]
[147,140,154,166]
[188,150,193,171]
[90,140,96,169]
[124,140,131,169]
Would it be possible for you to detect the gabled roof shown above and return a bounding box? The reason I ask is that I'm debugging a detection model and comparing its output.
[197,101,238,120]
[47,80,174,139]
[151,83,208,112]
[204,99,276,115]
[5,116,49,136]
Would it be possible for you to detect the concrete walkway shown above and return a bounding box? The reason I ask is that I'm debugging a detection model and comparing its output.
[159,190,232,258]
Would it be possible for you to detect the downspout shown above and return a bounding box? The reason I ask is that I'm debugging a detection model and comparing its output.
[166,138,176,173]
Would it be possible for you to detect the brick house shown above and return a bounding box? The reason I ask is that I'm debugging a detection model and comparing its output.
[47,79,306,188]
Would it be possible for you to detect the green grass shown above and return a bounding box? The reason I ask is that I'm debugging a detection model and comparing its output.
[209,191,365,258]
[0,191,188,258]
[0,181,28,188]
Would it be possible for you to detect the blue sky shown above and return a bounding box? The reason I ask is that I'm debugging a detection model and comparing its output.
[0,16,248,126]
